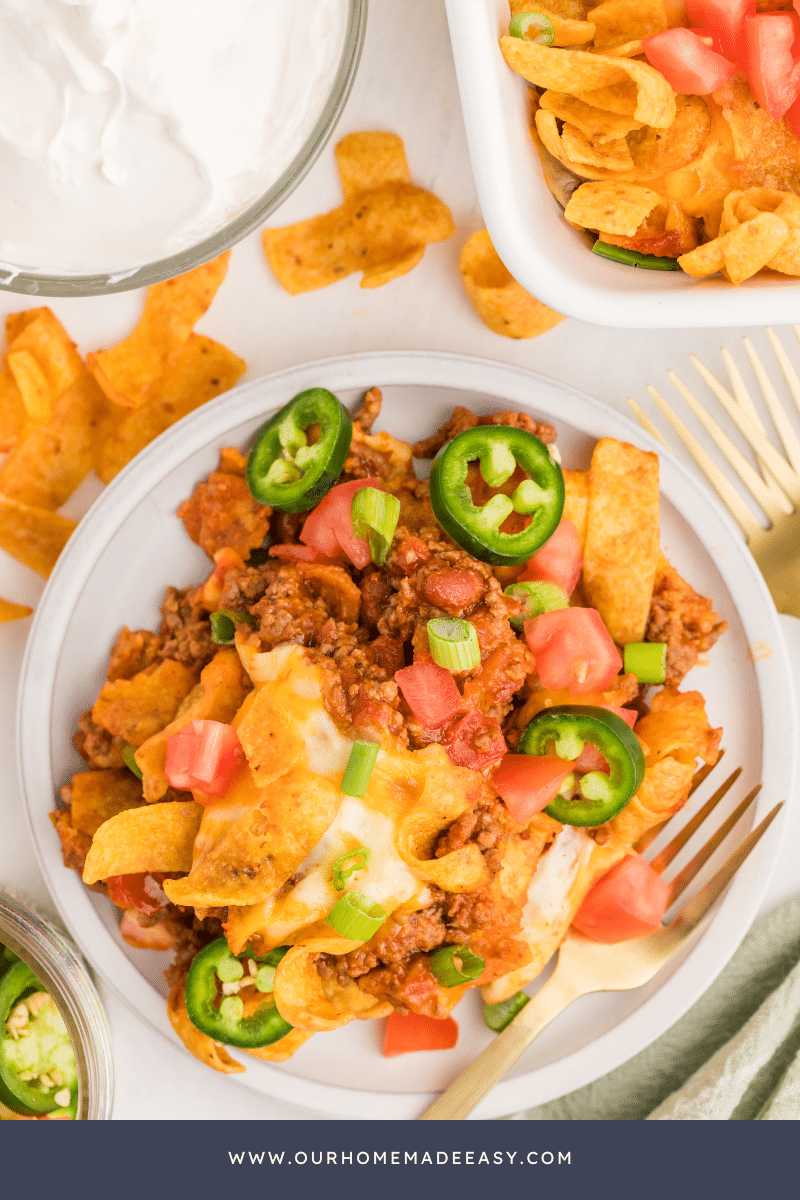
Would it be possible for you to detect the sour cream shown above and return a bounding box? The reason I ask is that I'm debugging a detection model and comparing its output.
[0,0,347,274]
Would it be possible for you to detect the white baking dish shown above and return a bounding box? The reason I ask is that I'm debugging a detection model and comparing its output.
[445,0,800,328]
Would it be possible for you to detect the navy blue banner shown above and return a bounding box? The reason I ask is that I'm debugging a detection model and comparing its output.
[0,1119,795,1200]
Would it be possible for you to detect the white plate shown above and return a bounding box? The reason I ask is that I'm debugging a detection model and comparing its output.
[18,350,795,1119]
[445,0,800,329]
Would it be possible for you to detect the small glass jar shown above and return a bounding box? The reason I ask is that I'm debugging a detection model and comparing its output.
[0,890,113,1120]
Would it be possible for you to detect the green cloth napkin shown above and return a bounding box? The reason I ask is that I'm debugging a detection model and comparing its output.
[506,893,800,1120]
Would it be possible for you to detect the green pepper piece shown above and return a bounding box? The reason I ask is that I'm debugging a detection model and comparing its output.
[429,426,564,566]
[519,705,645,826]
[0,962,75,1116]
[592,241,681,271]
[246,388,353,512]
[184,938,294,1049]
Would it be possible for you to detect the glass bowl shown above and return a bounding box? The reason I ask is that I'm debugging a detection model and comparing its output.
[0,0,368,299]
[0,890,113,1120]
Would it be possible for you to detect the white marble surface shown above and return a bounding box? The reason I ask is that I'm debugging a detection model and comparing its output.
[1,0,799,1120]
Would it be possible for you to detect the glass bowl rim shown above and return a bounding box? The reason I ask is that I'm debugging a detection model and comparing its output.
[0,889,114,1120]
[0,0,368,299]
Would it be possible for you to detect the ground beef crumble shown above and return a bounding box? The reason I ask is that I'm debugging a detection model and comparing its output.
[646,555,727,685]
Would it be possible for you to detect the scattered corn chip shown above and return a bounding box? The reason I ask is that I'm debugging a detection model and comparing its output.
[679,210,790,283]
[82,800,203,884]
[459,229,564,338]
[564,181,666,236]
[0,369,105,509]
[582,438,660,645]
[587,0,668,50]
[95,335,246,483]
[560,123,634,171]
[0,596,32,622]
[562,469,589,546]
[70,769,144,837]
[627,95,711,179]
[87,253,231,409]
[500,38,676,128]
[538,90,642,143]
[264,132,454,293]
[0,493,75,577]
[0,366,24,453]
[92,658,199,747]
[7,350,52,423]
[335,130,413,197]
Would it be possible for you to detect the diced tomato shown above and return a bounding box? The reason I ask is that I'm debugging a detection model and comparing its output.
[394,659,461,728]
[268,544,336,562]
[492,753,574,823]
[574,744,609,774]
[602,703,637,730]
[444,709,506,770]
[300,478,382,569]
[642,28,737,95]
[524,608,623,696]
[518,518,582,596]
[383,1011,459,1056]
[119,910,177,950]
[572,854,669,943]
[684,0,754,61]
[744,14,800,121]
[164,719,244,798]
[787,90,800,139]
[105,873,168,916]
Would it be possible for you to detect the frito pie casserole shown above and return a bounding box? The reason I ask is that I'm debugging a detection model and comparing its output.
[51,387,726,1070]
[502,0,800,283]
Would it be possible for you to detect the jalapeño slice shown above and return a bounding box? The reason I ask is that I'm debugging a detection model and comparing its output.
[429,425,564,565]
[184,938,293,1049]
[519,705,645,826]
[246,388,352,512]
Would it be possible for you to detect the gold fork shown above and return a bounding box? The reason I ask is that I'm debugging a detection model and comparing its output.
[628,326,800,618]
[419,763,782,1121]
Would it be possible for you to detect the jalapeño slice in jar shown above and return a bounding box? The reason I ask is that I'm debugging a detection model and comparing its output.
[429,426,564,565]
[0,960,77,1116]
[184,938,293,1049]
[246,387,352,512]
[518,705,645,826]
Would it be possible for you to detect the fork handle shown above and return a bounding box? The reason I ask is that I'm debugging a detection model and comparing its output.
[419,973,576,1120]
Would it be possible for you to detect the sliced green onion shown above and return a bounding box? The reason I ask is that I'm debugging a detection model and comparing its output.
[326,891,386,940]
[592,241,681,271]
[121,742,143,780]
[483,991,530,1032]
[254,965,276,993]
[508,10,555,45]
[351,487,401,566]
[341,740,379,797]
[429,944,485,987]
[504,581,569,629]
[210,609,256,646]
[331,846,372,891]
[427,618,481,671]
[216,956,244,984]
[624,641,667,684]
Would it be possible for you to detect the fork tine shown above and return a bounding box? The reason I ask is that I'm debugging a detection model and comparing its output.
[627,398,673,451]
[649,766,742,875]
[689,355,800,505]
[633,749,726,854]
[743,335,800,481]
[669,803,783,937]
[667,369,786,524]
[721,345,793,514]
[646,385,765,542]
[666,783,762,906]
